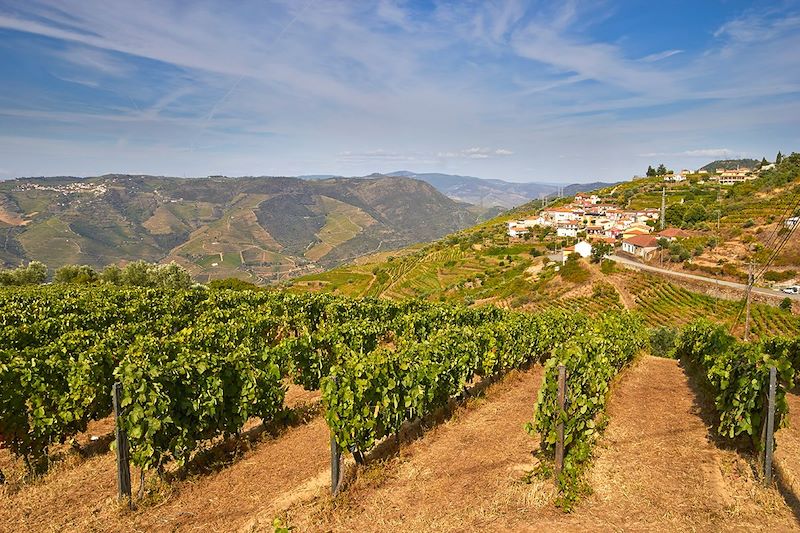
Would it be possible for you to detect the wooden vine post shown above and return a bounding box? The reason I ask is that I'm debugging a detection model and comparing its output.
[764,366,777,485]
[330,376,342,495]
[331,434,342,495]
[112,382,132,503]
[554,364,566,483]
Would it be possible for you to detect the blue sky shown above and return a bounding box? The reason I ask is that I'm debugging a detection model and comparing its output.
[0,0,798,183]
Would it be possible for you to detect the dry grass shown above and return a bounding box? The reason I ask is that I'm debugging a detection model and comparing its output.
[3,360,798,532]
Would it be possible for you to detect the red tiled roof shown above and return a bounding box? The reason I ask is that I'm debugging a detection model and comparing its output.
[658,228,689,238]
[624,234,658,248]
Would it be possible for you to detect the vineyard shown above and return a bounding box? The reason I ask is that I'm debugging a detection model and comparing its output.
[4,283,800,531]
[0,285,621,482]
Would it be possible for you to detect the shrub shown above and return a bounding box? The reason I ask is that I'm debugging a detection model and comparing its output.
[600,259,616,275]
[559,256,590,283]
[54,265,99,284]
[780,298,793,312]
[649,326,677,358]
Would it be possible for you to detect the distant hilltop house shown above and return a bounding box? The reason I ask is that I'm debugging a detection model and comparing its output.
[710,168,756,186]
[656,228,690,241]
[621,234,659,259]
[574,193,601,205]
[562,240,593,263]
[556,220,581,238]
[506,224,530,238]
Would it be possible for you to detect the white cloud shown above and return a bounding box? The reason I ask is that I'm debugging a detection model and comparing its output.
[438,147,514,159]
[682,148,737,158]
[639,148,739,158]
[638,49,683,62]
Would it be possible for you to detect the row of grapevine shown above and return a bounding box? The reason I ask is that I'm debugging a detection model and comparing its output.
[0,285,539,473]
[527,312,646,508]
[323,310,586,455]
[675,320,797,449]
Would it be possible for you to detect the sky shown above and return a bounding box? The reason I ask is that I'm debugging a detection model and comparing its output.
[0,0,798,183]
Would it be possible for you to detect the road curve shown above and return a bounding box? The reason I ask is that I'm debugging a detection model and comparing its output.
[607,254,800,301]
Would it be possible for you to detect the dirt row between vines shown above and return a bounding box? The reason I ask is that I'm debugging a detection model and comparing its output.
[258,357,797,532]
[3,357,798,532]
[0,386,327,532]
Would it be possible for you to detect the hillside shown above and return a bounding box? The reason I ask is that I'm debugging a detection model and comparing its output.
[0,174,482,282]
[291,154,800,338]
[699,158,760,172]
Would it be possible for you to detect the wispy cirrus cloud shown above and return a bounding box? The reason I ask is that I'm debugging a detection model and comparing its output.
[640,148,740,158]
[437,147,514,159]
[0,1,796,181]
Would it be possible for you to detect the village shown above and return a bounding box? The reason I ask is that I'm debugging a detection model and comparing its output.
[505,163,780,263]
[505,191,688,262]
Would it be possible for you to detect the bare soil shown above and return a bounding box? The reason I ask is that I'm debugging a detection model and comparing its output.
[2,360,796,532]
[261,357,798,532]
[775,390,800,516]
[0,386,325,533]
[263,366,555,532]
[533,356,798,532]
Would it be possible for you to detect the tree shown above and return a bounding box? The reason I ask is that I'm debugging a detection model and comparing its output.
[646,165,656,177]
[150,262,193,289]
[761,157,769,168]
[121,260,153,287]
[0,261,48,286]
[780,298,792,312]
[54,264,98,284]
[776,151,783,165]
[591,242,613,263]
[100,264,122,284]
[656,164,667,176]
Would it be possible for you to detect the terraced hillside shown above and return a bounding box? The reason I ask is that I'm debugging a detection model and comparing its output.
[0,174,483,282]
[596,153,800,282]
[291,159,800,340]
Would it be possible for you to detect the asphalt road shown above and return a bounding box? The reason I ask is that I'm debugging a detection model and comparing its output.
[607,254,800,301]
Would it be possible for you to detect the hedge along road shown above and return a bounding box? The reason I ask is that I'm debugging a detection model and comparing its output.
[608,254,800,301]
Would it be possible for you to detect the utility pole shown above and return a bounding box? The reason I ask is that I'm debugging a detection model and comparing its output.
[744,259,754,342]
[660,187,666,230]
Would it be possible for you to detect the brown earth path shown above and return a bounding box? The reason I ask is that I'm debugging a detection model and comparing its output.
[258,366,555,532]
[775,390,800,514]
[0,387,328,533]
[519,356,798,531]
[264,357,798,532]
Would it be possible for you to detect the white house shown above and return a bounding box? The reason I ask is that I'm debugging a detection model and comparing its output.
[574,240,593,258]
[621,234,659,259]
[556,221,580,238]
[786,216,800,229]
[507,225,530,238]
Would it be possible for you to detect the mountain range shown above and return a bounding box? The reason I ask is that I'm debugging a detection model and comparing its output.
[0,174,484,282]
[302,171,619,209]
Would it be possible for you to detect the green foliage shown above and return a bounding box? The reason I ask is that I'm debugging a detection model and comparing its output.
[780,298,793,312]
[764,270,796,282]
[559,255,590,283]
[649,326,678,358]
[675,320,796,450]
[207,277,260,290]
[324,309,584,455]
[528,312,646,508]
[590,243,612,263]
[0,261,48,286]
[600,259,615,275]
[54,264,99,284]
